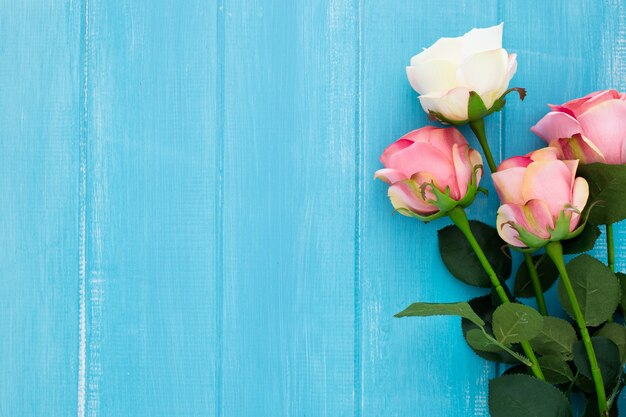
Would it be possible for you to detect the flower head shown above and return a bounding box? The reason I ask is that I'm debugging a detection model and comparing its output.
[375,126,483,221]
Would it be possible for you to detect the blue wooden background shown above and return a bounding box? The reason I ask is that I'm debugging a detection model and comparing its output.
[2,1,626,416]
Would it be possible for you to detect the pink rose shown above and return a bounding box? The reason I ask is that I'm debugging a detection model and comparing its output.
[531,89,626,164]
[492,148,589,248]
[375,126,483,219]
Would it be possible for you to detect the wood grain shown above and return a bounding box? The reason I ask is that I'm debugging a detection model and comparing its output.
[0,1,81,415]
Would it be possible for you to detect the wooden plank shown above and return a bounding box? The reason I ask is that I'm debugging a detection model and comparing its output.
[0,1,81,415]
[83,1,219,415]
[220,1,358,416]
[359,2,501,416]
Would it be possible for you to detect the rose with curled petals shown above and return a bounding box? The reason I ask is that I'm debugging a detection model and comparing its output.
[375,126,483,221]
[492,148,589,248]
[531,89,626,164]
[406,23,520,124]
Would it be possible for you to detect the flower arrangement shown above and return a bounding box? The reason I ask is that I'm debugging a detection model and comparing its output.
[376,23,626,417]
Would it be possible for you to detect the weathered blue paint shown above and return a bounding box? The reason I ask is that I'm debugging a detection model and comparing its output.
[1,1,625,416]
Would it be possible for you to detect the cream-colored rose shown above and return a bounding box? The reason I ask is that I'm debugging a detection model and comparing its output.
[406,23,517,123]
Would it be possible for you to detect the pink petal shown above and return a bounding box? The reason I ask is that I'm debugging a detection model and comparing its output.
[522,160,572,218]
[426,127,468,161]
[550,135,605,164]
[577,99,626,164]
[492,167,526,205]
[569,177,589,231]
[374,168,408,185]
[528,147,559,162]
[498,156,532,171]
[388,182,438,215]
[452,144,472,198]
[531,112,583,143]
[496,204,526,247]
[469,149,483,184]
[380,138,415,167]
[384,141,456,182]
[521,199,554,239]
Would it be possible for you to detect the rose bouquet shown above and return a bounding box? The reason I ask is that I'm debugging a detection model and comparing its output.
[377,23,626,417]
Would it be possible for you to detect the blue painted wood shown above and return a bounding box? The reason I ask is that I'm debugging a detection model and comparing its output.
[83,1,218,415]
[3,1,626,416]
[221,1,357,416]
[0,1,81,416]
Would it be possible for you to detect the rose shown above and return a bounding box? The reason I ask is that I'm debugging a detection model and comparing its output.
[374,126,483,220]
[492,148,589,248]
[531,89,626,164]
[406,23,518,123]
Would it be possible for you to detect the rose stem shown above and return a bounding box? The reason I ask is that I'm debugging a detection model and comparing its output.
[469,118,497,173]
[546,241,608,417]
[606,224,615,272]
[524,253,548,316]
[448,207,545,381]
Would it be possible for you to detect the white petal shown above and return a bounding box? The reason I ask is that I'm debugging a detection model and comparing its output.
[457,49,508,108]
[410,37,461,67]
[460,23,504,58]
[419,87,470,122]
[406,59,459,95]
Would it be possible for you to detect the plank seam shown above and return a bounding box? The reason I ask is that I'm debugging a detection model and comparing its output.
[77,0,89,415]
[353,0,363,415]
[215,1,225,416]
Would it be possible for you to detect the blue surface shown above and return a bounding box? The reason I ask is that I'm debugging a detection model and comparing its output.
[1,1,626,416]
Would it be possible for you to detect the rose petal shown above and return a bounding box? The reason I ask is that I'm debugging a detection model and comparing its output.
[406,59,459,95]
[496,204,526,247]
[569,177,589,231]
[419,87,470,122]
[460,23,504,58]
[384,141,456,182]
[425,127,468,160]
[380,138,414,167]
[457,48,509,108]
[410,37,462,67]
[374,168,408,185]
[452,144,472,198]
[492,167,526,205]
[498,156,532,171]
[577,99,626,164]
[521,199,554,239]
[521,160,572,217]
[388,181,438,215]
[531,112,583,143]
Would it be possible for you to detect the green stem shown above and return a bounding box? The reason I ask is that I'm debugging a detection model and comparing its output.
[448,207,544,381]
[524,253,548,316]
[469,118,497,173]
[606,223,615,273]
[546,241,608,417]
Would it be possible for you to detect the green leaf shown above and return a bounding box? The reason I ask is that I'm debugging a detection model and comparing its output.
[538,355,574,384]
[558,255,621,326]
[466,328,504,353]
[514,254,559,298]
[577,163,626,225]
[438,221,512,288]
[394,301,484,327]
[573,336,621,389]
[467,91,488,120]
[561,224,601,254]
[492,303,544,345]
[596,322,626,364]
[582,394,619,417]
[530,316,578,360]
[461,295,519,364]
[489,374,572,417]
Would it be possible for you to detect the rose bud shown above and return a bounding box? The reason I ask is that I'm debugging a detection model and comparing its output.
[406,23,519,124]
[531,89,626,164]
[492,148,589,248]
[375,126,483,221]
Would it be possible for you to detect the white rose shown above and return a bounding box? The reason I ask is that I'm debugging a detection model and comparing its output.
[406,23,518,123]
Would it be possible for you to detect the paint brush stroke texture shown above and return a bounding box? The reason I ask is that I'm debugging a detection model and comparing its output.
[0,1,625,416]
